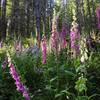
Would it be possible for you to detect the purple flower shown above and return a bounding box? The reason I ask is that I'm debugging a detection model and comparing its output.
[98,23,100,29]
[41,37,47,64]
[50,20,59,52]
[96,6,100,18]
[50,32,58,49]
[61,26,67,39]
[60,26,67,49]
[96,6,100,29]
[8,63,30,100]
[70,31,76,49]
[70,29,80,55]
[16,82,25,92]
[23,91,30,100]
[62,38,67,49]
[70,15,80,55]
[75,45,80,54]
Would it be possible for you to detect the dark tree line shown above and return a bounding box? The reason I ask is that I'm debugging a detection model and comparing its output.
[0,0,54,41]
[0,0,100,41]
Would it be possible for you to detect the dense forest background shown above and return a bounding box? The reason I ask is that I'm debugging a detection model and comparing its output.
[0,0,100,41]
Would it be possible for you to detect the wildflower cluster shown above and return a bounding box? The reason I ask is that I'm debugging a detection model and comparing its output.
[7,52,30,100]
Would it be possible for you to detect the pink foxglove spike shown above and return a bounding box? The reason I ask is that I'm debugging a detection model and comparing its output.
[41,37,47,64]
[60,26,67,49]
[62,38,67,49]
[70,31,76,49]
[61,26,67,38]
[50,20,59,52]
[96,6,100,29]
[7,53,30,100]
[9,64,30,100]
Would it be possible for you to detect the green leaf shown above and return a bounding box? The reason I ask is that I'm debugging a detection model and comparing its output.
[55,93,63,98]
[76,96,88,100]
[65,70,76,77]
[50,76,57,83]
[75,77,87,93]
[88,94,100,100]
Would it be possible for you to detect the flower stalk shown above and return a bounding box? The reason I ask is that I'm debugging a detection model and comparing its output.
[7,52,30,100]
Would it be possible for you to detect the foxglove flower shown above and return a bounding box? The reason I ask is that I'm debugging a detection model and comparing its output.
[61,26,67,38]
[60,26,67,49]
[80,37,88,63]
[62,38,67,49]
[7,53,30,100]
[41,37,46,64]
[50,32,58,49]
[96,6,100,29]
[50,20,59,52]
[70,15,80,56]
[70,31,76,49]
[9,64,30,100]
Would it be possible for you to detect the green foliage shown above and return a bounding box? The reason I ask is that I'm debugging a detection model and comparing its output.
[0,45,100,100]
[75,77,87,93]
[0,46,100,100]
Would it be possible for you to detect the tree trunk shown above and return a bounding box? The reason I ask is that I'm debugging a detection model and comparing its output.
[87,0,92,32]
[81,0,85,28]
[14,0,19,38]
[75,0,82,33]
[1,0,7,40]
[34,0,41,47]
[25,0,30,36]
[42,0,47,35]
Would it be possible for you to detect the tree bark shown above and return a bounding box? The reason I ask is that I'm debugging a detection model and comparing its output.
[1,0,7,40]
[34,0,41,47]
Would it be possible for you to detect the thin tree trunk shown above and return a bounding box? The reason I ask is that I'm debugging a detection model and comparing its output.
[81,0,85,28]
[10,0,15,38]
[1,0,7,40]
[25,0,30,36]
[91,0,96,29]
[35,0,41,47]
[75,0,82,33]
[49,0,53,32]
[14,0,19,38]
[87,0,92,32]
[42,0,47,35]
